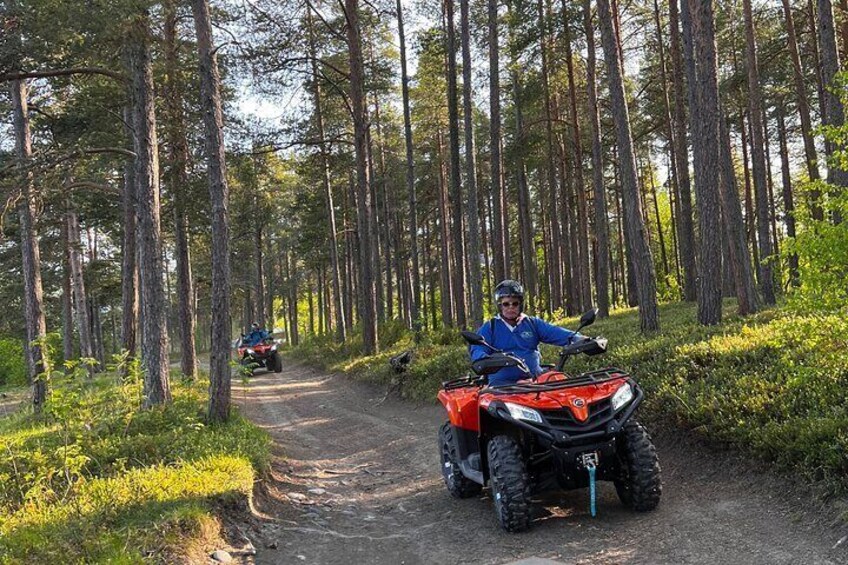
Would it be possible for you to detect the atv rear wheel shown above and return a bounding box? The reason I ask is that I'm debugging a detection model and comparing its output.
[439,422,482,499]
[269,352,283,373]
[614,420,662,511]
[487,435,531,532]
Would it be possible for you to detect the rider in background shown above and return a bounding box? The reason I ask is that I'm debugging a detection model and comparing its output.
[469,280,584,386]
[243,322,271,346]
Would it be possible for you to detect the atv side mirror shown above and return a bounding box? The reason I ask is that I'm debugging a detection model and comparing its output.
[576,308,598,332]
[460,331,486,346]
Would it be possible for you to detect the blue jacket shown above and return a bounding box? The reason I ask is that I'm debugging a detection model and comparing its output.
[469,316,578,386]
[244,329,270,346]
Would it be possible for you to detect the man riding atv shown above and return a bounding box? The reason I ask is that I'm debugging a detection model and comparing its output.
[439,279,662,531]
[243,322,271,346]
[471,280,585,386]
[237,323,282,373]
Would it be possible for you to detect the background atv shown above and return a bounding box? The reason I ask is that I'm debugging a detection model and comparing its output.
[437,309,661,532]
[236,336,283,374]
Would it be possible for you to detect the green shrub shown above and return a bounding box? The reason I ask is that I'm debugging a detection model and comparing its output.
[287,301,848,495]
[0,338,27,387]
[0,374,270,563]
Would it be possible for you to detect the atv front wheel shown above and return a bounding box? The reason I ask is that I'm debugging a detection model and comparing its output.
[269,352,283,373]
[614,420,662,511]
[487,435,531,532]
[439,422,482,499]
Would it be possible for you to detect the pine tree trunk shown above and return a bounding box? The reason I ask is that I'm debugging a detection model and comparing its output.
[61,221,74,363]
[306,7,346,341]
[371,87,395,321]
[742,0,777,303]
[437,130,455,326]
[597,0,660,331]
[651,0,681,290]
[164,2,198,379]
[776,104,800,285]
[681,0,723,324]
[583,0,611,317]
[443,0,468,328]
[719,114,760,314]
[11,80,48,411]
[536,0,563,312]
[460,0,484,327]
[66,203,95,365]
[488,0,507,282]
[740,113,760,271]
[192,0,231,421]
[397,0,422,332]
[129,13,171,406]
[120,106,139,373]
[818,0,848,222]
[669,0,698,301]
[563,2,592,314]
[345,0,378,353]
[781,0,823,198]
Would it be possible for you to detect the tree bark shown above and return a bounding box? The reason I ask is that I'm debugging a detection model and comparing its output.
[11,79,48,410]
[719,114,760,315]
[488,0,507,282]
[536,0,563,312]
[61,221,74,364]
[583,0,611,318]
[443,0,468,328]
[120,106,138,374]
[345,0,378,353]
[669,0,698,302]
[460,0,484,327]
[129,13,170,406]
[164,2,198,379]
[597,0,660,331]
[512,71,538,309]
[437,130,455,326]
[307,5,346,342]
[66,202,95,366]
[397,0,422,332]
[680,0,722,324]
[563,1,592,314]
[781,0,823,197]
[818,0,848,222]
[742,0,777,304]
[192,0,231,420]
[776,104,800,285]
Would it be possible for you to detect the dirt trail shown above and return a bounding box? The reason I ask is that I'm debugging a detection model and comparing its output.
[231,362,847,565]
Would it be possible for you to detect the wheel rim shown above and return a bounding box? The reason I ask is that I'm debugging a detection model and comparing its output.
[441,442,456,488]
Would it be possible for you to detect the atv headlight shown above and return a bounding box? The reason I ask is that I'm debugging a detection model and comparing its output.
[504,402,543,424]
[246,348,255,356]
[611,382,634,411]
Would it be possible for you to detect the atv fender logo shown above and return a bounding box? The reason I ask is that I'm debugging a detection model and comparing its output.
[572,398,586,408]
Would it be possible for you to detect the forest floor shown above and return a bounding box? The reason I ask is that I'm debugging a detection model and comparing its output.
[226,362,848,565]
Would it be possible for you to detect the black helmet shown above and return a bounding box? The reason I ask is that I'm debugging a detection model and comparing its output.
[251,322,259,330]
[494,279,525,303]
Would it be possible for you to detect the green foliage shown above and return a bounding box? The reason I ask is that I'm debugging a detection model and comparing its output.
[0,373,270,563]
[0,339,27,387]
[289,301,848,495]
[782,184,848,313]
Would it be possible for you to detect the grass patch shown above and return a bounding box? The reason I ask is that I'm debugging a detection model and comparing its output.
[0,372,270,564]
[287,300,848,494]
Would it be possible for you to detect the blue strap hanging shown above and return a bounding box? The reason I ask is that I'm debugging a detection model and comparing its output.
[588,463,597,517]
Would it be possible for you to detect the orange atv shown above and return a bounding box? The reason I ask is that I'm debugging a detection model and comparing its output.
[236,336,283,374]
[437,309,661,531]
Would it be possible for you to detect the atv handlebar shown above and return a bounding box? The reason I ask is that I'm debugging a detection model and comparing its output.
[555,336,608,371]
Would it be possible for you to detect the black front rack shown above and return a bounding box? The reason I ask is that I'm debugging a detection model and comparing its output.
[481,367,628,395]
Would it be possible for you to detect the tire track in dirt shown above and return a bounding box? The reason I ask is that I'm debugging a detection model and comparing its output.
[231,362,846,565]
